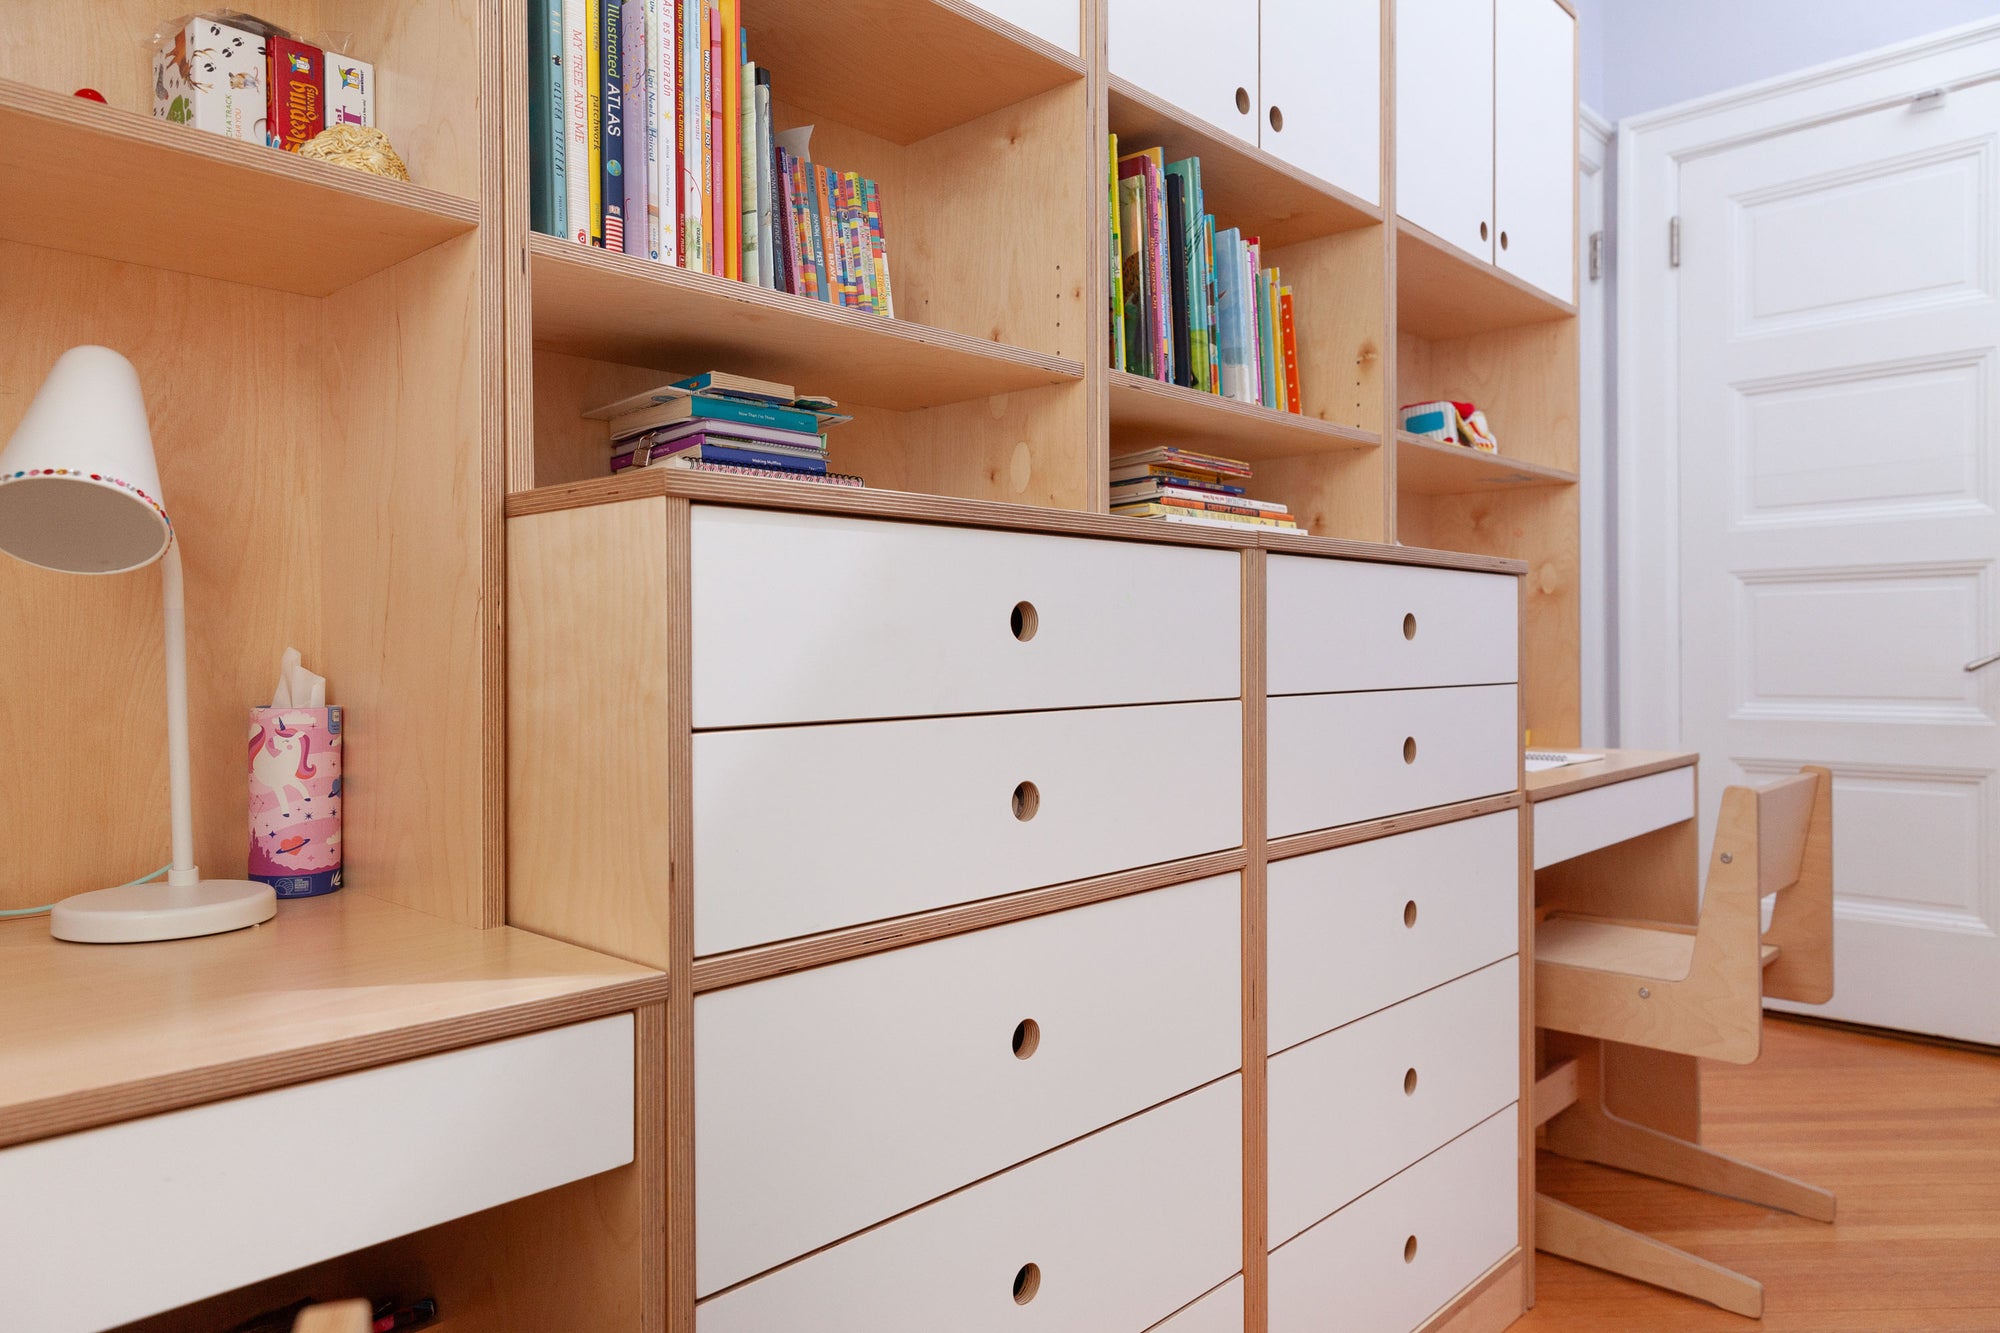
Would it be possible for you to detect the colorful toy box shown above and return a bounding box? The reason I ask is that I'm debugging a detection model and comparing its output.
[152,15,269,143]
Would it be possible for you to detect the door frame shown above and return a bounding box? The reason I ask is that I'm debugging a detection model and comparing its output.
[1615,17,2000,745]
[1578,104,1611,746]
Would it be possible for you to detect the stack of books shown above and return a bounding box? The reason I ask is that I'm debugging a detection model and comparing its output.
[1109,137,1302,413]
[528,0,893,313]
[597,371,864,487]
[1110,447,1299,532]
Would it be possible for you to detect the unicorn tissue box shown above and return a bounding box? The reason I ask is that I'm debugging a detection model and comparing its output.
[249,705,343,898]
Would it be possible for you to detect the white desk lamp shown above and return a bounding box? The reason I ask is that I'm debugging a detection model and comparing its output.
[0,346,276,943]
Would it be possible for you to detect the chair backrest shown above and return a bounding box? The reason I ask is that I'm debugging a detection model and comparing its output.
[293,1301,372,1333]
[1754,772,1818,894]
[1749,765,1834,1006]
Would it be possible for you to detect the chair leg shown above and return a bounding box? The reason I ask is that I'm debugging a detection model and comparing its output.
[1537,1194,1765,1318]
[1548,1040,1836,1222]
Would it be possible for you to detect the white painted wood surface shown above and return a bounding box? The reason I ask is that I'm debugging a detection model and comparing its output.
[1147,1274,1246,1333]
[1267,959,1519,1246]
[696,1076,1244,1333]
[1107,0,1261,147]
[1268,811,1519,1052]
[1259,0,1381,205]
[1675,73,2000,1044]
[968,0,1080,54]
[693,700,1242,953]
[689,506,1240,728]
[1395,0,1495,258]
[1268,1106,1519,1332]
[1532,766,1694,869]
[0,1016,636,1333]
[1268,685,1518,837]
[1266,556,1517,695]
[1493,0,1575,300]
[694,876,1242,1295]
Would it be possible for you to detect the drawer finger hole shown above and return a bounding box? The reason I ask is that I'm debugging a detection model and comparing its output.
[1404,1234,1419,1264]
[1012,1018,1041,1060]
[1403,899,1418,928]
[1404,1066,1419,1096]
[1402,736,1418,765]
[1010,600,1039,642]
[1403,612,1417,640]
[1013,1262,1042,1304]
[1012,781,1040,821]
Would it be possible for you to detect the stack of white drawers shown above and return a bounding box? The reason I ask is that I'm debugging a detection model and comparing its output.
[687,507,1251,1330]
[1263,556,1523,1331]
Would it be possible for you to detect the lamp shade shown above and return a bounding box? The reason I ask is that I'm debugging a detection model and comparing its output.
[0,345,171,575]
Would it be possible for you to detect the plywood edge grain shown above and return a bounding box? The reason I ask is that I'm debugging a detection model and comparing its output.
[1525,750,1699,803]
[1266,791,1528,863]
[690,848,1252,991]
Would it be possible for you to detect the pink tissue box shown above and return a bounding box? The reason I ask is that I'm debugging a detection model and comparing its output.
[249,705,343,897]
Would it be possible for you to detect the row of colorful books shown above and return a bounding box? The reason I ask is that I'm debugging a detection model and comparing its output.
[527,0,893,313]
[1110,138,1302,413]
[599,371,864,487]
[151,14,374,150]
[1110,446,1299,532]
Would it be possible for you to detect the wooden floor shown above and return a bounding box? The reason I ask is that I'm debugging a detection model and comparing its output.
[1519,1018,2000,1331]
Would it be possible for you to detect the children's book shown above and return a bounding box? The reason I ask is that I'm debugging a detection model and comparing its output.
[600,0,625,251]
[565,0,591,243]
[619,0,647,256]
[1108,133,1125,372]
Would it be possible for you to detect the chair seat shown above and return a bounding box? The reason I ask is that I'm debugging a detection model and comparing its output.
[1538,914,1780,982]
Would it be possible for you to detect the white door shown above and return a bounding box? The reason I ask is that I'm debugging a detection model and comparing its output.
[1678,81,2000,1044]
[1493,0,1573,301]
[1261,0,1380,206]
[1395,0,1493,260]
[1108,0,1260,148]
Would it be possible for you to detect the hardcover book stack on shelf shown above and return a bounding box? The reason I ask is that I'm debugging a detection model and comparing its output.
[151,11,375,150]
[1110,446,1299,532]
[528,0,894,313]
[1110,136,1302,412]
[597,371,864,487]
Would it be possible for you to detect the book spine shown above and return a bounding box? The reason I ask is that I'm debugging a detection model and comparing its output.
[705,2,721,273]
[654,0,675,262]
[1202,213,1219,393]
[755,71,775,289]
[267,37,325,153]
[619,0,646,256]
[645,0,664,259]
[1266,269,1285,411]
[1164,171,1193,389]
[1116,172,1146,376]
[565,0,591,244]
[720,0,740,282]
[1243,237,1262,404]
[1145,158,1170,383]
[599,0,622,250]
[739,62,760,288]
[1281,286,1301,415]
[326,52,374,128]
[1129,486,1291,513]
[866,177,891,316]
[545,12,565,237]
[698,442,829,473]
[801,157,826,300]
[528,0,557,235]
[1107,133,1125,372]
[812,164,835,303]
[678,0,700,268]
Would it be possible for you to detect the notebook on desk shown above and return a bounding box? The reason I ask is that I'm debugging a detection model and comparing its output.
[1525,750,1605,772]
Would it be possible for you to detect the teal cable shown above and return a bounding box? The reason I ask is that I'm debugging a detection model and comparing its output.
[0,864,172,918]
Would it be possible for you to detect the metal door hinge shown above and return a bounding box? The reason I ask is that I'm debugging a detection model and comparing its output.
[1669,216,1682,268]
[1588,230,1603,281]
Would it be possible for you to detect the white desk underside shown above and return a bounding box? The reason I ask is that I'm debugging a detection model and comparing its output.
[1532,768,1696,870]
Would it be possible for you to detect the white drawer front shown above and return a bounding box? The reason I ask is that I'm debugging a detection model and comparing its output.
[694,701,1243,953]
[1,1017,635,1333]
[1269,812,1519,1053]
[1268,685,1517,837]
[1533,766,1695,869]
[1267,556,1516,695]
[1150,1275,1245,1333]
[695,876,1242,1295]
[697,1076,1244,1333]
[1268,959,1518,1246]
[691,507,1241,727]
[1269,1106,1519,1333]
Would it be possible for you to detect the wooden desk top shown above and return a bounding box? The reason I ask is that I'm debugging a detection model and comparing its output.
[0,892,668,1148]
[1526,748,1697,803]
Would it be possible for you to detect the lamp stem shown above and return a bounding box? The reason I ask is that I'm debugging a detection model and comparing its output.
[161,540,200,887]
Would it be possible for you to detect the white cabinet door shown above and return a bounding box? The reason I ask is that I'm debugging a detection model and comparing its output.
[1108,0,1260,148]
[1260,0,1380,205]
[1494,0,1574,300]
[967,0,1079,55]
[1395,0,1494,259]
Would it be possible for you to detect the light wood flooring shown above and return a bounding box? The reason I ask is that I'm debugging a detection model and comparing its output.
[1519,1018,2000,1331]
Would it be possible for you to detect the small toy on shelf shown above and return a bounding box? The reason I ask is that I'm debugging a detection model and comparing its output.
[1400,399,1499,453]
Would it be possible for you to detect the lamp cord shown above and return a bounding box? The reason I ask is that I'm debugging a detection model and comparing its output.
[0,864,171,918]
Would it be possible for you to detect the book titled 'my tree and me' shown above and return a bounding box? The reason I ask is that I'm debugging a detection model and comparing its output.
[527,0,892,313]
[1110,136,1303,414]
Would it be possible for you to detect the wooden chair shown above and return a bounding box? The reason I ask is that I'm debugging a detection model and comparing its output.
[1532,765,1836,1318]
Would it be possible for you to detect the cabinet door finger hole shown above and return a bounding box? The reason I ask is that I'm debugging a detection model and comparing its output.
[1403,899,1418,928]
[1500,230,1509,250]
[1268,105,1284,132]
[1404,1235,1419,1264]
[1402,612,1417,640]
[1235,87,1251,115]
[1012,780,1040,821]
[1012,1018,1040,1060]
[1404,1067,1419,1096]
[1402,736,1417,764]
[1480,221,1489,241]
[1010,600,1039,642]
[1013,1262,1041,1305]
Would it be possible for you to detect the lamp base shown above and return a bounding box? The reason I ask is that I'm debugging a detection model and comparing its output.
[50,878,277,944]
